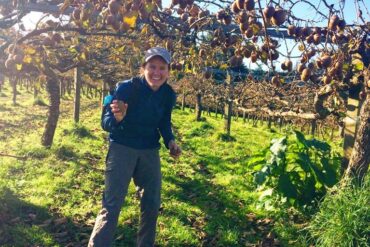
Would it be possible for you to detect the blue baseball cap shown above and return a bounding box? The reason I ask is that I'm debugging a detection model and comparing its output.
[144,47,171,64]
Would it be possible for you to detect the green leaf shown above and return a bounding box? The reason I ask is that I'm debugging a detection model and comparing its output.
[352,58,364,71]
[320,157,338,187]
[270,137,287,156]
[294,130,308,148]
[277,174,298,199]
[297,153,311,172]
[306,139,331,152]
[254,171,267,185]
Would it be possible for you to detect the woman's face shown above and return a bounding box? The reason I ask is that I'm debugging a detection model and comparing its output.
[143,56,170,91]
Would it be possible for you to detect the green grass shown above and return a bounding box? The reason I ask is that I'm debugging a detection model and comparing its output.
[307,178,370,247]
[0,83,345,246]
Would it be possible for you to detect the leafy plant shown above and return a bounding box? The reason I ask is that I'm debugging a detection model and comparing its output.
[248,130,341,210]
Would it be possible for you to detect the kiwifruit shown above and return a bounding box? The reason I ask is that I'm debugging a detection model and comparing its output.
[199,49,206,58]
[72,8,81,20]
[297,63,305,73]
[239,22,249,32]
[337,19,346,30]
[312,27,321,35]
[307,49,316,58]
[245,28,254,38]
[176,63,183,71]
[177,8,184,15]
[316,59,323,69]
[302,27,311,37]
[236,0,245,10]
[285,60,292,71]
[180,12,189,22]
[251,51,258,62]
[179,0,187,9]
[301,68,311,81]
[307,62,315,70]
[42,36,55,47]
[243,47,252,58]
[171,0,179,6]
[112,18,120,31]
[313,33,321,44]
[120,22,130,32]
[330,15,340,26]
[252,36,258,43]
[198,10,209,18]
[106,14,116,25]
[188,16,196,25]
[244,0,255,11]
[263,5,275,19]
[320,55,332,68]
[231,2,240,14]
[248,16,256,24]
[322,75,332,84]
[165,40,174,51]
[300,55,307,64]
[281,63,287,71]
[222,15,232,25]
[271,76,280,86]
[186,0,194,5]
[271,8,286,26]
[204,69,212,79]
[108,0,120,15]
[51,33,63,43]
[13,54,24,64]
[305,35,313,44]
[216,10,226,20]
[238,11,248,23]
[287,25,295,36]
[269,50,279,60]
[189,4,199,17]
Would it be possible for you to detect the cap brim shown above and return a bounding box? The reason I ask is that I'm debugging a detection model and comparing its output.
[145,55,170,64]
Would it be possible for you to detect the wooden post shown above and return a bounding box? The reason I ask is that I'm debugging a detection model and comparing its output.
[342,96,361,173]
[73,67,81,123]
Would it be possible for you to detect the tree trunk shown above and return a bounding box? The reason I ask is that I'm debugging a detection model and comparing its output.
[195,93,202,121]
[11,77,17,105]
[41,63,60,147]
[345,93,370,182]
[181,91,186,111]
[311,119,317,136]
[224,100,233,135]
[73,67,81,123]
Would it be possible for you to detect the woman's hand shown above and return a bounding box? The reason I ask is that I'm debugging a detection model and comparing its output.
[110,100,128,123]
[168,140,181,159]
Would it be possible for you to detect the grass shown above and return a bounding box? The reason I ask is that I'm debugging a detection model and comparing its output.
[0,83,345,246]
[307,178,370,247]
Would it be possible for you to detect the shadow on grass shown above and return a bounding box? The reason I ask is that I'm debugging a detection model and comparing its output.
[162,160,265,246]
[0,187,93,246]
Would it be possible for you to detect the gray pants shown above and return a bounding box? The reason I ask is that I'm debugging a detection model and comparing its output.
[89,142,162,247]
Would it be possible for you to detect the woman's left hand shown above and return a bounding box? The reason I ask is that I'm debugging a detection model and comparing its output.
[168,140,181,159]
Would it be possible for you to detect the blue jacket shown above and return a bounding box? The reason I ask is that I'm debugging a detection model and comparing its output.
[101,77,176,149]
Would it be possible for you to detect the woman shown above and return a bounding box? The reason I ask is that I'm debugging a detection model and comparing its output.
[89,47,181,247]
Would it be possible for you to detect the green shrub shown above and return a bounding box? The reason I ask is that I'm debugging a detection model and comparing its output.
[248,131,341,211]
[307,178,370,247]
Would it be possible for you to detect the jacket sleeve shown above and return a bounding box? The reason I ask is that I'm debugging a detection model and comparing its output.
[158,90,176,149]
[101,81,130,132]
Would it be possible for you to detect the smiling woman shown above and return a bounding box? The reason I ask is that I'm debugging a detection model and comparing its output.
[89,46,181,247]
